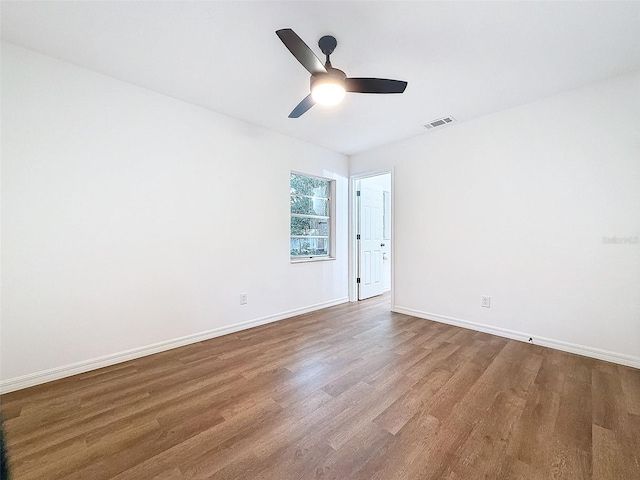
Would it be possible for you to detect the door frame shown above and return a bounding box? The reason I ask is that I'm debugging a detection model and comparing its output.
[349,168,394,305]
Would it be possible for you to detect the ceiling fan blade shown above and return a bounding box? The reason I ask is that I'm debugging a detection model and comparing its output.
[345,78,408,94]
[289,94,315,118]
[276,29,327,75]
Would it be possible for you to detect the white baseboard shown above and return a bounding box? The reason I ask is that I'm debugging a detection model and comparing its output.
[0,297,349,394]
[393,305,640,370]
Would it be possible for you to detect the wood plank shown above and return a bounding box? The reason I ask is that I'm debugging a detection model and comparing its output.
[443,391,526,479]
[505,383,561,471]
[619,364,640,415]
[373,367,452,435]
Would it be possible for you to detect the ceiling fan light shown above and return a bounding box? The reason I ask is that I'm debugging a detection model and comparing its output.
[311,82,345,106]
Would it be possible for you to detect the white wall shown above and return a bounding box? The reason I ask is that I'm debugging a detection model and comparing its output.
[351,71,640,367]
[0,43,349,391]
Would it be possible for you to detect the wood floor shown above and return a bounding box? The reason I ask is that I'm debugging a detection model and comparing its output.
[2,295,639,479]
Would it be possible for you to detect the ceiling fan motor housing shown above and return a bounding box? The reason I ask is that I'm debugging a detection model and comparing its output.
[310,67,347,91]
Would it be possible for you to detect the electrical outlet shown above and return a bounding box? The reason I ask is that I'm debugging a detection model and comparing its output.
[528,337,533,344]
[481,296,491,308]
[240,293,248,305]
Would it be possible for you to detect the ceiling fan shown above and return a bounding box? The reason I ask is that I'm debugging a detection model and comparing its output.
[276,28,408,118]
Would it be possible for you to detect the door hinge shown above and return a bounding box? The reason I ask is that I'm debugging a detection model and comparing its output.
[356,190,361,196]
[356,278,361,284]
[357,234,361,240]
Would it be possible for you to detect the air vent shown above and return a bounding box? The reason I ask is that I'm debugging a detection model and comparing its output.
[424,116,456,130]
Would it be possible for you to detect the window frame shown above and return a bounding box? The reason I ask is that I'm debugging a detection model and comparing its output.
[290,171,336,263]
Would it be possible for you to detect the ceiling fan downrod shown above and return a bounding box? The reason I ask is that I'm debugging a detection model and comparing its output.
[318,35,337,68]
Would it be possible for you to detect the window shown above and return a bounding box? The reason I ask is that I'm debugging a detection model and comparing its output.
[290,172,334,260]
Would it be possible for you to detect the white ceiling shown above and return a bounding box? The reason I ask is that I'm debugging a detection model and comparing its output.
[2,1,640,155]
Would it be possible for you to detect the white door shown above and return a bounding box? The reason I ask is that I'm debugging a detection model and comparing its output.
[358,182,385,300]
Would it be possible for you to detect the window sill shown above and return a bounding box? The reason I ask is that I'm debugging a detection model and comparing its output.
[291,256,336,264]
